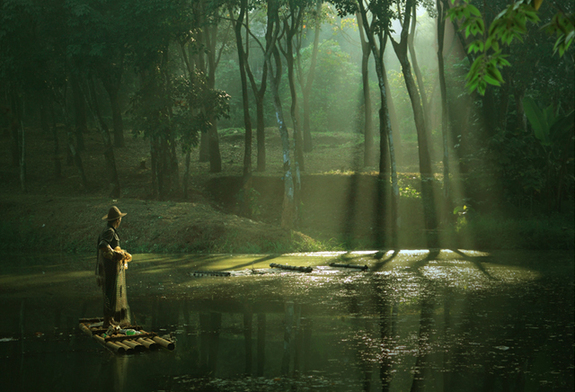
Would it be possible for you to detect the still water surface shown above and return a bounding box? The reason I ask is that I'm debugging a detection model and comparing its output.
[0,250,573,391]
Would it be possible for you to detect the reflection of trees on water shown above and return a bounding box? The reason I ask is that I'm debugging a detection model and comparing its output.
[199,312,221,374]
[146,299,316,378]
[3,266,572,392]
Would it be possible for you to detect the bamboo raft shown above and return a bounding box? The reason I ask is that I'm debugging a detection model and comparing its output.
[79,317,175,354]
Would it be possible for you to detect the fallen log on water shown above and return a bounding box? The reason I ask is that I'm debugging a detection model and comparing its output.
[329,262,368,271]
[269,263,313,273]
[190,271,231,277]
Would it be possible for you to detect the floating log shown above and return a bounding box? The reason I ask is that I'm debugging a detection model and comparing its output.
[329,262,368,271]
[137,337,158,350]
[79,323,92,336]
[94,334,126,354]
[152,336,175,350]
[122,339,145,352]
[269,263,313,273]
[190,271,231,277]
[112,339,135,354]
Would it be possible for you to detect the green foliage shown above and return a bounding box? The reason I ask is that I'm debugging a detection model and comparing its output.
[453,213,574,250]
[545,9,575,56]
[523,97,575,148]
[399,184,420,199]
[448,0,573,95]
[292,39,361,132]
[131,66,230,152]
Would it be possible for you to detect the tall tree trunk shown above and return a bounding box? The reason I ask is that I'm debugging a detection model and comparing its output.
[199,127,210,162]
[9,88,20,167]
[271,47,297,229]
[356,1,398,248]
[300,0,322,153]
[437,0,452,216]
[208,49,222,173]
[282,5,305,174]
[9,88,26,191]
[206,24,222,173]
[196,18,210,163]
[49,101,62,179]
[408,8,432,132]
[150,135,160,199]
[71,74,87,151]
[63,86,89,191]
[389,0,437,237]
[101,77,125,148]
[88,78,121,198]
[379,58,400,248]
[245,29,268,172]
[160,48,180,194]
[169,131,180,193]
[183,149,192,199]
[266,0,297,228]
[232,0,253,178]
[261,0,298,228]
[196,8,224,171]
[357,11,375,167]
[255,96,266,171]
[397,52,437,232]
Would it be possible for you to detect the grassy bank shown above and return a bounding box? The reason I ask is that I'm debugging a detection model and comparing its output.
[0,194,322,254]
[1,193,572,254]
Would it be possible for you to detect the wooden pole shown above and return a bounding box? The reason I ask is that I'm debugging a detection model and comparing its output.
[137,338,159,350]
[112,340,135,354]
[122,339,145,352]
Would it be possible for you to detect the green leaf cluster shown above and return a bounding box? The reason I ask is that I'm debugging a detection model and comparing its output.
[447,0,572,95]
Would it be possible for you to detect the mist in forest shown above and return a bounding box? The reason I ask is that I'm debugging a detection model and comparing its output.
[0,0,573,249]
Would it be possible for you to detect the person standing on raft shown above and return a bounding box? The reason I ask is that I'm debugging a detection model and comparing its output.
[96,206,132,328]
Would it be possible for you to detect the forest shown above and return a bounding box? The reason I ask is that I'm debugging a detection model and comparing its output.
[0,0,573,252]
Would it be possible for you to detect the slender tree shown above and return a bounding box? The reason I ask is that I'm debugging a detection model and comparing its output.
[279,0,307,173]
[266,0,299,229]
[356,10,375,166]
[387,0,438,236]
[229,0,254,178]
[87,77,121,198]
[243,8,270,172]
[195,1,230,172]
[296,0,323,153]
[437,0,452,215]
[337,0,400,246]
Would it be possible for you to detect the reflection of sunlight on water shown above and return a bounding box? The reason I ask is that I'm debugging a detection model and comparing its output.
[419,262,540,290]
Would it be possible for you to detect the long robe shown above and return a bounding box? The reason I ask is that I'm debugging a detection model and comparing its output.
[96,224,131,325]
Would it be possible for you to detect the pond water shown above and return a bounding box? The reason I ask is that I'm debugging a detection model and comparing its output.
[0,250,573,391]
